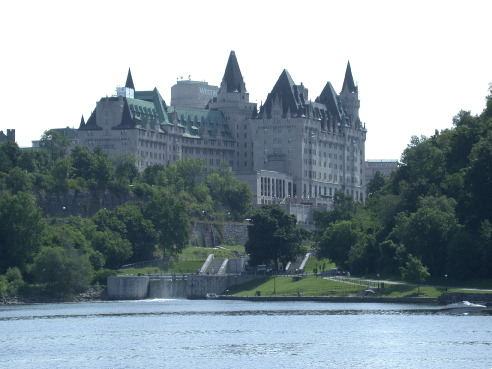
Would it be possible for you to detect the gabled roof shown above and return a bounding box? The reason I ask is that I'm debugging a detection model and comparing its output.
[220,51,245,93]
[317,82,342,121]
[80,109,102,130]
[259,69,304,118]
[135,88,168,124]
[341,61,357,93]
[113,99,136,130]
[125,68,135,90]
[166,106,235,141]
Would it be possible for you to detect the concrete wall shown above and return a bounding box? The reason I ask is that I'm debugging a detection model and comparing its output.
[186,274,263,299]
[107,276,149,300]
[148,278,187,299]
[438,293,492,305]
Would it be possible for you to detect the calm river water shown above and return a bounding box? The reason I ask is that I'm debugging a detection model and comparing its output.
[0,299,491,368]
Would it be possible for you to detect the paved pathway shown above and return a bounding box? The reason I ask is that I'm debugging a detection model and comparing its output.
[323,275,492,292]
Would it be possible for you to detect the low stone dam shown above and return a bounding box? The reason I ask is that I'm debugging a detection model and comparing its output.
[148,278,187,299]
[107,274,262,300]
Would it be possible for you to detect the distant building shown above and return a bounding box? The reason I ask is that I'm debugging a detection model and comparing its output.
[0,129,15,144]
[32,127,79,153]
[78,69,235,173]
[171,79,219,109]
[76,52,369,223]
[365,159,398,184]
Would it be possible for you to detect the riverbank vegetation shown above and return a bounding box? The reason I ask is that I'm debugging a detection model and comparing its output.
[314,86,492,283]
[2,86,492,299]
[0,142,252,297]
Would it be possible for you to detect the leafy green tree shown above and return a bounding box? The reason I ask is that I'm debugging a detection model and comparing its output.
[114,153,139,185]
[141,164,166,185]
[389,196,459,276]
[51,156,73,191]
[317,220,360,269]
[6,167,33,194]
[17,149,51,174]
[314,190,360,241]
[113,203,158,263]
[143,195,190,257]
[0,141,21,169]
[366,171,387,197]
[0,191,45,273]
[0,149,13,173]
[400,254,430,293]
[465,133,492,226]
[88,209,133,268]
[90,147,113,189]
[176,158,206,191]
[205,161,252,217]
[40,130,71,163]
[30,244,93,295]
[71,145,94,179]
[245,204,309,268]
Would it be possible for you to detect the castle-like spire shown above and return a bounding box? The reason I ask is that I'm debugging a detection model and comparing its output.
[120,99,135,128]
[341,61,357,93]
[259,69,302,117]
[221,51,245,93]
[125,68,135,90]
[78,115,85,129]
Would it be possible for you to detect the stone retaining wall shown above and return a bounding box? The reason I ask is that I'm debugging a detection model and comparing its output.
[438,292,492,305]
[107,276,149,300]
[189,222,250,247]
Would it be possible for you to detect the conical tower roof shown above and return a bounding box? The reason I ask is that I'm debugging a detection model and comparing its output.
[125,68,135,90]
[341,61,357,93]
[318,82,342,121]
[221,51,245,93]
[259,69,303,117]
[118,99,135,128]
[78,115,85,129]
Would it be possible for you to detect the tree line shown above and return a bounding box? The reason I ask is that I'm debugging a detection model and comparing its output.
[314,85,492,281]
[0,136,253,296]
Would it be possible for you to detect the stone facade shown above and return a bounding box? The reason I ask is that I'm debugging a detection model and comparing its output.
[365,159,398,184]
[0,129,15,144]
[189,222,250,247]
[171,79,219,109]
[76,52,368,219]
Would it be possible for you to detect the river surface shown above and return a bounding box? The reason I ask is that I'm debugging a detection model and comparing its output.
[1,299,491,368]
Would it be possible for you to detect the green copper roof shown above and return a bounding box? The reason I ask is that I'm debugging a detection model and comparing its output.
[167,106,235,141]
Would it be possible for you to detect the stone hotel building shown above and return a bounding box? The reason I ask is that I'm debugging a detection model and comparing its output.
[78,51,367,216]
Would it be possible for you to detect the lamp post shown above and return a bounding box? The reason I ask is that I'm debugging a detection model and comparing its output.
[377,273,380,292]
[444,274,448,293]
[316,261,318,279]
[47,135,54,164]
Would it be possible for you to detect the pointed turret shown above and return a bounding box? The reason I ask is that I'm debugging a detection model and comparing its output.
[341,61,357,94]
[318,82,342,121]
[125,68,135,90]
[220,51,246,93]
[78,115,86,129]
[259,69,304,118]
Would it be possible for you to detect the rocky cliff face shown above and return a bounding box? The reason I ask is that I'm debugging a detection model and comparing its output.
[35,190,149,218]
[36,190,251,247]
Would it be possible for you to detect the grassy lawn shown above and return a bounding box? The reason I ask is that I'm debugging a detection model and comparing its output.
[303,257,336,273]
[118,245,246,275]
[234,276,367,297]
[230,275,492,298]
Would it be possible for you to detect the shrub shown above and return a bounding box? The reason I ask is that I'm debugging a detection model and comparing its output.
[92,268,117,285]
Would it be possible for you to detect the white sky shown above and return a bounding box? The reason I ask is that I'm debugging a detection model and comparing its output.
[2,0,491,160]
